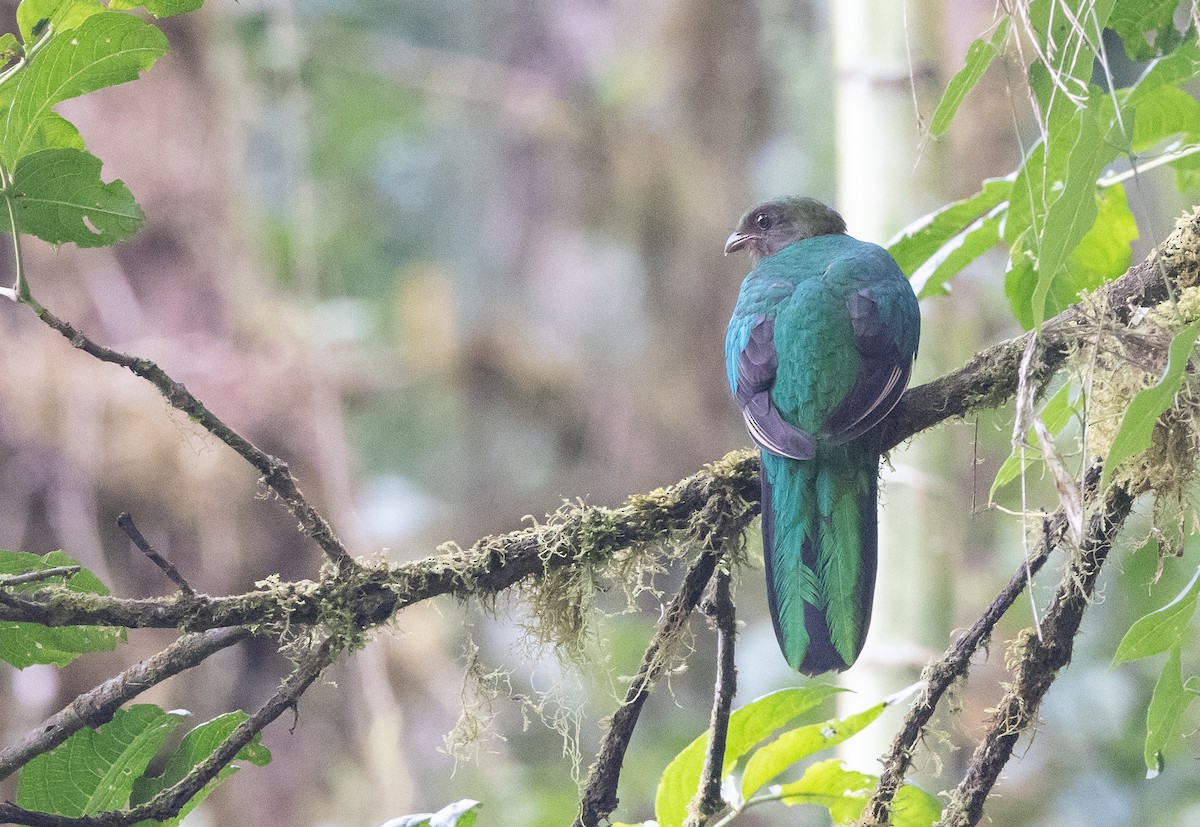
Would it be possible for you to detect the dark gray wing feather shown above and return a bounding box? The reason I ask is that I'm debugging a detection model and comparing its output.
[822,288,912,445]
[736,315,816,460]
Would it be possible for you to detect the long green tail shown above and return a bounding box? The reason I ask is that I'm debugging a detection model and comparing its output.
[760,447,879,674]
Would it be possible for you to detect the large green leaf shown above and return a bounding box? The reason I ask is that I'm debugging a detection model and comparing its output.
[0,549,122,668]
[5,147,143,246]
[1110,0,1187,60]
[16,705,185,816]
[1131,85,1200,152]
[929,18,1008,137]
[740,699,888,799]
[1143,643,1198,778]
[887,176,1011,298]
[777,759,941,827]
[1113,564,1200,665]
[130,712,271,827]
[1124,41,1200,109]
[1101,319,1200,492]
[1,11,168,165]
[654,685,843,827]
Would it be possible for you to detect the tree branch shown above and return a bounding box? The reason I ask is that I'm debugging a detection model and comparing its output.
[936,481,1134,827]
[687,568,737,826]
[26,300,353,570]
[0,628,251,781]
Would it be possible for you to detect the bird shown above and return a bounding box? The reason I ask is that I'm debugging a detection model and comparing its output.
[724,196,920,674]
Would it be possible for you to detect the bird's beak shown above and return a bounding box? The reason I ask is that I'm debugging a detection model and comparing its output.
[724,231,754,255]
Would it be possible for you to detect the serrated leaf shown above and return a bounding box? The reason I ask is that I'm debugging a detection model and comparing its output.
[1113,564,1200,665]
[379,800,482,827]
[5,147,143,246]
[16,0,104,45]
[0,549,123,668]
[1144,643,1196,778]
[990,382,1076,499]
[930,18,1008,137]
[1110,0,1187,60]
[108,0,203,18]
[16,705,186,816]
[130,712,271,827]
[2,11,168,165]
[741,700,887,798]
[1101,318,1200,492]
[655,685,843,827]
[777,759,940,827]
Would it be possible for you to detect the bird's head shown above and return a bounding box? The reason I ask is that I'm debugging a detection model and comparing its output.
[724,197,847,262]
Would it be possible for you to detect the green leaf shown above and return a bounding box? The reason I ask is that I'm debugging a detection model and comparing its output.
[130,712,271,827]
[5,147,143,246]
[1028,103,1111,328]
[741,700,888,798]
[1144,643,1197,778]
[1110,0,1187,60]
[887,176,1011,298]
[2,11,168,165]
[1065,183,1137,285]
[777,759,940,827]
[655,685,843,827]
[1101,318,1200,492]
[16,0,104,45]
[108,0,203,18]
[1125,40,1200,109]
[1131,85,1200,152]
[380,800,482,827]
[990,382,1076,499]
[1113,564,1200,665]
[16,705,185,816]
[0,549,123,668]
[929,18,1008,137]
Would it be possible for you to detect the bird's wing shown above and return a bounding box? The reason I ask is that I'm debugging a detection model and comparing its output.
[734,315,816,460]
[821,285,914,445]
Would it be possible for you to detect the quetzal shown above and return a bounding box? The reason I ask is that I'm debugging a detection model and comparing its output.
[724,197,920,674]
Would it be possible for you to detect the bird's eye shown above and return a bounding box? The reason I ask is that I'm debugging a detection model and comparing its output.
[755,213,771,230]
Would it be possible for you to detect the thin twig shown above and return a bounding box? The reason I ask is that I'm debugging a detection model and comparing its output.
[26,299,353,570]
[116,512,193,595]
[574,548,724,827]
[0,628,251,781]
[687,568,737,826]
[0,566,81,587]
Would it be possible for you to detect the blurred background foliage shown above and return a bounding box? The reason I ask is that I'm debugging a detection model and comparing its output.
[0,0,1196,825]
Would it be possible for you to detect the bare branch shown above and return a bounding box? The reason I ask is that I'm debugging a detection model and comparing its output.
[0,566,82,587]
[116,512,194,595]
[687,568,737,826]
[26,300,353,570]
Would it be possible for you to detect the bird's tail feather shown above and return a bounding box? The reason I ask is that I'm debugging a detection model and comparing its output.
[761,450,878,675]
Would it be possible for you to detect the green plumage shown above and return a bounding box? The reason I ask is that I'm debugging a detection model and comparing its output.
[725,198,919,674]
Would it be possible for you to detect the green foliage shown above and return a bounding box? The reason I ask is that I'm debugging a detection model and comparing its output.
[0,549,123,667]
[1113,564,1200,665]
[777,759,940,826]
[650,685,932,827]
[929,17,1009,138]
[14,706,269,820]
[654,685,842,826]
[380,800,481,827]
[16,706,186,816]
[0,0,174,292]
[1142,644,1199,778]
[1100,319,1200,493]
[130,712,272,827]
